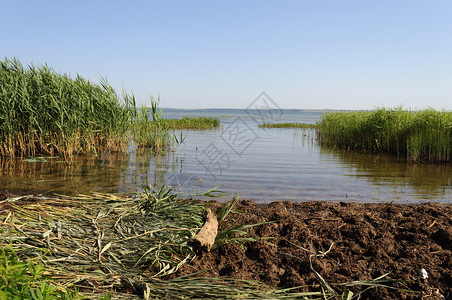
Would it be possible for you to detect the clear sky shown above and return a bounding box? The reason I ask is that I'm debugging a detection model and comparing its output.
[2,1,451,110]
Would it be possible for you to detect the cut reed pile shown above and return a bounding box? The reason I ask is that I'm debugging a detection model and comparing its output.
[0,187,203,294]
[259,123,318,129]
[318,108,452,163]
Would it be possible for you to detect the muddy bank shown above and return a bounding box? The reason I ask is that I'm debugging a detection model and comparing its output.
[1,190,450,299]
[178,200,451,299]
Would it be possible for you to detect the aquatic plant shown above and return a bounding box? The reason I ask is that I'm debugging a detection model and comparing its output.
[164,117,219,130]
[318,108,452,163]
[133,97,172,152]
[0,57,207,157]
[259,122,318,129]
[0,57,136,158]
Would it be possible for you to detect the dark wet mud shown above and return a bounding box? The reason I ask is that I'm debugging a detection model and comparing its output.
[177,200,451,299]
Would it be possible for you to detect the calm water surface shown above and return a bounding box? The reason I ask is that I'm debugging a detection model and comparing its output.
[1,109,451,203]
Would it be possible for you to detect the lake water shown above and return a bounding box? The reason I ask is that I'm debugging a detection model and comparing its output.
[1,108,451,203]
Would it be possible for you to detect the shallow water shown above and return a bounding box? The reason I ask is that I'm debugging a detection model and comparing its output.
[1,109,451,203]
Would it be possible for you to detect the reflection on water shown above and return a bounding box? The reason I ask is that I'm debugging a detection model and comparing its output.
[319,148,452,200]
[0,154,131,194]
[0,109,451,203]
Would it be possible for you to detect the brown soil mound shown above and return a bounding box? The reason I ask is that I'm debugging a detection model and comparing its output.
[177,200,452,300]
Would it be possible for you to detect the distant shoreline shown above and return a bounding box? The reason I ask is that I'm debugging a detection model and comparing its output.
[162,107,358,113]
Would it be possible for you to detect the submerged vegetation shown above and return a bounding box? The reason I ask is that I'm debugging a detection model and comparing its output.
[259,122,318,129]
[318,108,452,163]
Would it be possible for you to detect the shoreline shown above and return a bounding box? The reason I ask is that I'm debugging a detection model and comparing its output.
[1,191,450,299]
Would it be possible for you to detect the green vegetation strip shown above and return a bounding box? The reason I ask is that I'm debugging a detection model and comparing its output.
[162,117,219,130]
[0,187,403,299]
[318,108,452,163]
[259,123,318,129]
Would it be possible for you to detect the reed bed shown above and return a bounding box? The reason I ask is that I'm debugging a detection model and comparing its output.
[318,108,452,163]
[0,57,137,159]
[164,117,219,130]
[259,123,318,129]
[0,57,185,158]
[0,187,399,299]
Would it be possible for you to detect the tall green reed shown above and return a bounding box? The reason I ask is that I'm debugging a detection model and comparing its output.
[318,107,452,163]
[0,57,136,158]
[0,57,190,158]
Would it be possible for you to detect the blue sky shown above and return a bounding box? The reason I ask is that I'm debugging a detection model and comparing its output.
[2,1,451,110]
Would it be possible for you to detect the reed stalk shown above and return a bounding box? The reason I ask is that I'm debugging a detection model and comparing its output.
[132,97,172,152]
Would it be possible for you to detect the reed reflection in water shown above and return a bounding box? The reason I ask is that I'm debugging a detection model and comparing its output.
[319,147,452,200]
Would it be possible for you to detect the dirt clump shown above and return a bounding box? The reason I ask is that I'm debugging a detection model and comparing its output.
[177,200,452,300]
